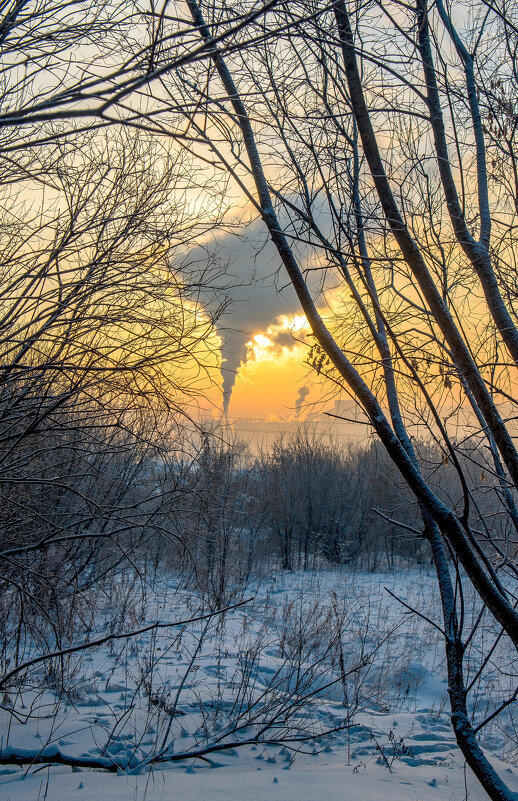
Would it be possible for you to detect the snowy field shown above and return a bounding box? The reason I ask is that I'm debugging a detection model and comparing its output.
[1,568,517,801]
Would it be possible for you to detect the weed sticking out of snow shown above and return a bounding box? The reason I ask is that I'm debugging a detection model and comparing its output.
[0,567,517,801]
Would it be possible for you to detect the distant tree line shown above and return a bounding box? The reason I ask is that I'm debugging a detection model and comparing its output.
[149,425,507,605]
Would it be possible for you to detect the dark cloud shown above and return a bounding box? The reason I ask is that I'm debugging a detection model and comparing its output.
[271,330,300,349]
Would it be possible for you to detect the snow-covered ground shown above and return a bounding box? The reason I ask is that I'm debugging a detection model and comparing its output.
[1,568,517,801]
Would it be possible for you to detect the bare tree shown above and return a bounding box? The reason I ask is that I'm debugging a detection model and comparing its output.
[257,428,368,569]
[164,430,265,606]
[0,0,265,766]
[162,1,518,797]
[0,0,286,144]
[0,124,224,728]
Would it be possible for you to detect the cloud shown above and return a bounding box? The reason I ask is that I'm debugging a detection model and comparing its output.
[244,315,310,362]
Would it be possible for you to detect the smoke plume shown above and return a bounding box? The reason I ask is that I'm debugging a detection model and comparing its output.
[190,226,298,417]
[295,384,311,418]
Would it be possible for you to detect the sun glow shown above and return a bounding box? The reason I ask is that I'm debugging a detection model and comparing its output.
[244,315,311,364]
[226,313,317,419]
[253,333,274,349]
